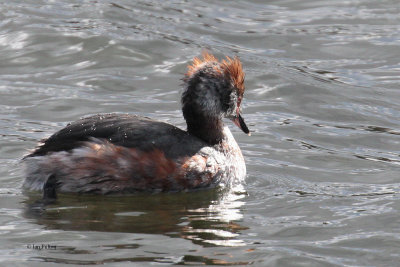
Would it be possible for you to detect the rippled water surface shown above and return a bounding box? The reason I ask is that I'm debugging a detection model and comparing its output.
[1,0,399,266]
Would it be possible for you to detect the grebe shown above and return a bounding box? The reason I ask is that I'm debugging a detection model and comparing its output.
[23,52,250,195]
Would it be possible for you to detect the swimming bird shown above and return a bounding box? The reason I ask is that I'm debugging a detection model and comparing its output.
[23,52,250,195]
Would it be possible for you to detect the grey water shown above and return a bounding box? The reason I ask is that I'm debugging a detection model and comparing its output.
[1,0,399,266]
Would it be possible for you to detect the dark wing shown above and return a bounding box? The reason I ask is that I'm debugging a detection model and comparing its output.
[28,113,207,159]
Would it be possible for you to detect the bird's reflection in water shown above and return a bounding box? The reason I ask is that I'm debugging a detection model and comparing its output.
[24,185,248,248]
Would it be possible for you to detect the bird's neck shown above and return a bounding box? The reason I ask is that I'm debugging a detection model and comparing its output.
[183,107,225,145]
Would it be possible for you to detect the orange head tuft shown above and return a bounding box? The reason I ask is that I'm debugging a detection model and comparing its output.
[186,52,245,96]
[186,51,218,77]
[220,56,245,96]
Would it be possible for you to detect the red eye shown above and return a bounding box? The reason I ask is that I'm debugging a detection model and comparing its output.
[237,95,242,108]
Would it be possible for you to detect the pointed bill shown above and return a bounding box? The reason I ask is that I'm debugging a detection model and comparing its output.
[231,114,250,135]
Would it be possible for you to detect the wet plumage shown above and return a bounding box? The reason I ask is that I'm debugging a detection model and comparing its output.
[23,52,249,194]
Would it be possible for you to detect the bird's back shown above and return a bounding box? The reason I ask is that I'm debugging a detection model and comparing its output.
[24,113,229,194]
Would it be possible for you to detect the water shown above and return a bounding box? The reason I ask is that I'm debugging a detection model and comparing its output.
[1,0,399,266]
